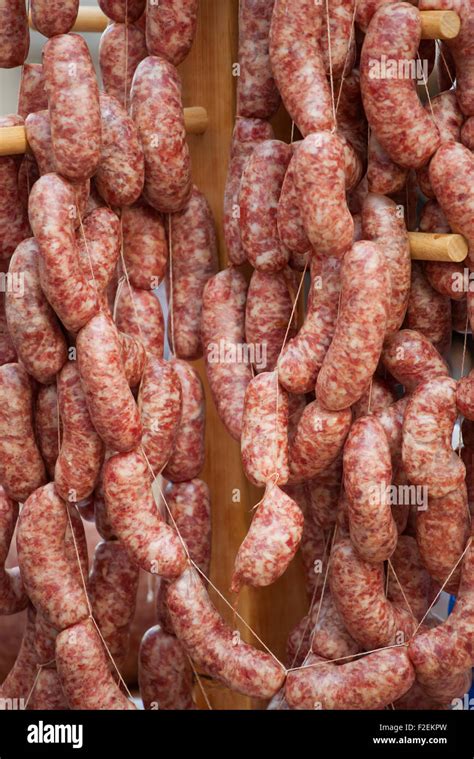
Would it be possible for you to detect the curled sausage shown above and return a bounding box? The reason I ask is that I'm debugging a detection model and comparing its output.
[381,329,448,392]
[31,0,79,37]
[289,401,351,483]
[0,0,29,68]
[145,0,198,66]
[167,566,286,698]
[56,619,136,710]
[77,313,142,452]
[0,364,46,502]
[316,241,390,410]
[104,449,187,578]
[114,284,165,359]
[122,202,167,290]
[163,359,205,483]
[139,625,195,710]
[99,22,147,110]
[236,0,280,120]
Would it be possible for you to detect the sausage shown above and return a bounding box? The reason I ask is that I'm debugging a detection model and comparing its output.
[168,186,219,359]
[289,401,351,483]
[223,117,274,266]
[163,359,205,483]
[335,72,368,163]
[387,536,431,622]
[421,194,465,301]
[0,364,46,502]
[405,262,452,355]
[374,397,408,475]
[356,0,396,30]
[139,625,195,710]
[201,269,252,441]
[95,93,145,207]
[0,115,31,259]
[28,174,99,333]
[56,619,136,710]
[402,377,465,498]
[360,4,440,169]
[236,0,280,120]
[76,313,142,452]
[299,505,329,599]
[316,241,390,410]
[18,64,47,119]
[114,285,164,359]
[77,207,121,293]
[381,329,449,392]
[294,132,353,258]
[165,479,212,577]
[27,667,68,711]
[408,540,474,702]
[352,377,397,419]
[31,0,79,36]
[118,333,145,388]
[104,449,187,578]
[43,34,102,183]
[99,22,147,110]
[145,0,198,66]
[5,238,67,384]
[269,0,333,137]
[367,134,408,195]
[88,540,139,667]
[416,90,464,198]
[17,484,89,630]
[277,145,311,257]
[311,593,361,662]
[166,566,286,698]
[231,482,303,592]
[239,140,292,272]
[278,256,341,394]
[0,282,16,366]
[285,648,415,710]
[93,452,117,542]
[0,608,38,704]
[138,356,182,474]
[429,141,474,267]
[305,457,342,531]
[55,361,104,503]
[130,56,192,213]
[462,116,474,150]
[35,384,59,479]
[241,371,289,487]
[453,296,469,333]
[361,192,411,333]
[416,485,470,595]
[320,0,356,79]
[122,203,167,291]
[99,0,145,22]
[344,416,398,563]
[0,0,29,68]
[329,538,417,650]
[0,488,27,615]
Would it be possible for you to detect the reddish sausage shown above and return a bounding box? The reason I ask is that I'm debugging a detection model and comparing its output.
[18,64,47,119]
[139,626,195,710]
[0,115,31,259]
[405,262,452,355]
[145,0,198,66]
[114,285,164,359]
[0,488,28,615]
[31,0,79,37]
[122,203,167,290]
[138,356,182,475]
[99,22,147,110]
[99,0,145,22]
[387,535,431,622]
[381,329,448,392]
[163,359,205,483]
[236,0,280,120]
[35,384,59,479]
[289,401,351,483]
[0,0,29,68]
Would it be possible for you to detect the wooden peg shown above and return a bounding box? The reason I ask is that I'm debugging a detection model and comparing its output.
[29,7,109,33]
[419,10,461,40]
[409,231,468,262]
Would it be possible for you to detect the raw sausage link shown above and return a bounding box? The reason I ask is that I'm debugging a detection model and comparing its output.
[223,117,274,266]
[31,0,79,37]
[5,238,68,384]
[28,174,99,333]
[269,0,334,137]
[95,93,145,207]
[344,416,398,563]
[168,186,219,359]
[77,207,121,293]
[421,195,464,302]
[360,3,440,168]
[0,364,46,502]
[405,262,452,356]
[166,566,286,698]
[316,241,390,410]
[114,284,165,359]
[278,256,341,394]
[305,456,342,530]
[236,0,280,120]
[145,0,198,66]
[122,202,167,290]
[387,535,431,622]
[27,667,68,711]
[165,479,212,577]
[17,484,89,630]
[231,483,303,592]
[239,139,292,272]
[320,0,356,79]
[245,269,296,374]
[289,400,351,483]
[367,134,408,195]
[55,361,105,502]
[0,608,38,703]
[163,359,205,483]
[361,192,411,334]
[139,625,195,710]
[352,377,397,419]
[277,144,311,256]
[99,22,147,110]
[285,648,415,710]
[241,371,289,487]
[99,0,145,22]
[0,115,30,259]
[311,593,361,662]
[77,313,142,452]
[119,333,146,387]
[138,356,182,474]
[381,329,449,392]
[18,64,47,119]
[0,0,29,68]
[294,132,354,258]
[43,34,102,182]
[335,72,368,167]
[93,452,117,541]
[88,540,139,667]
[202,269,252,441]
[130,56,192,213]
[0,488,28,615]
[104,449,187,577]
[56,619,136,710]
[416,90,464,198]
[402,377,465,498]
[35,384,59,479]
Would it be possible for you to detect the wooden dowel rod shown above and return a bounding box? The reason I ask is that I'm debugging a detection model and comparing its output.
[0,109,208,157]
[419,10,461,40]
[29,7,109,33]
[409,232,468,262]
